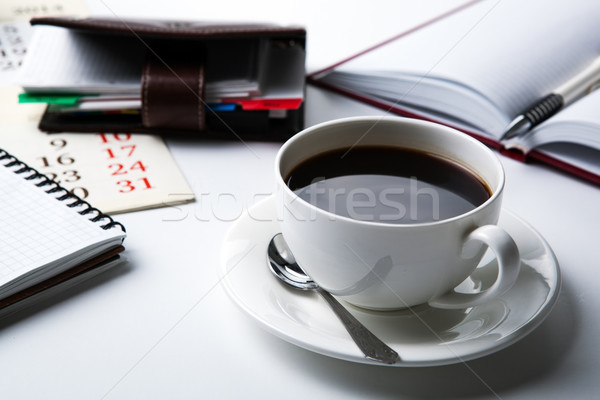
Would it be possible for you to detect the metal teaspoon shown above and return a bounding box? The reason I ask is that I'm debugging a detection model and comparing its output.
[267,233,400,364]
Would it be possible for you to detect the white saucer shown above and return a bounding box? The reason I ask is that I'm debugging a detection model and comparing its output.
[220,196,560,367]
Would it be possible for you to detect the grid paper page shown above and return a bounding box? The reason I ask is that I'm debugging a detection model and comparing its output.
[0,161,122,287]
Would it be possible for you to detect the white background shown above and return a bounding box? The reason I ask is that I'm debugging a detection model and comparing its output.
[1,1,599,399]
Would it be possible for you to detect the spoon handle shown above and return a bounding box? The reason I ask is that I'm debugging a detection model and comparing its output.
[316,288,399,364]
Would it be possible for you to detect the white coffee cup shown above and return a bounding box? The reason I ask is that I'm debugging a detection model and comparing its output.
[275,116,520,310]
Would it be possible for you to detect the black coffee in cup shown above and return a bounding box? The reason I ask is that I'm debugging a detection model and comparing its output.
[285,146,491,224]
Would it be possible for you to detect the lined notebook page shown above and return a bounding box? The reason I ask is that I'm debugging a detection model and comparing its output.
[332,0,600,136]
[0,158,124,296]
[19,25,144,94]
[509,89,600,154]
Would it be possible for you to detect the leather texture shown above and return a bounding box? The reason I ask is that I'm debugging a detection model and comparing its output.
[141,50,205,131]
[30,17,306,39]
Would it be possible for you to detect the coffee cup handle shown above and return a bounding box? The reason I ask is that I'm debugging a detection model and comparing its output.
[428,225,521,309]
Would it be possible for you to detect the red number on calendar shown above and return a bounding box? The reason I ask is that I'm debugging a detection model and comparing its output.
[116,180,135,193]
[99,134,155,195]
[139,177,153,189]
[105,148,116,159]
[116,177,154,193]
[98,133,132,143]
[109,161,148,176]
[104,145,136,159]
[130,160,147,172]
[108,163,128,176]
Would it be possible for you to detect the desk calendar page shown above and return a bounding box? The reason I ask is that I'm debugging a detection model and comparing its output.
[0,95,195,214]
[1,122,195,214]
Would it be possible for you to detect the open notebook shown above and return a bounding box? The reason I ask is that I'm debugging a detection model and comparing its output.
[309,0,600,185]
[0,148,126,317]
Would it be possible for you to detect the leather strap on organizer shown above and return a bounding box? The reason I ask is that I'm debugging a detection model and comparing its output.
[141,49,205,131]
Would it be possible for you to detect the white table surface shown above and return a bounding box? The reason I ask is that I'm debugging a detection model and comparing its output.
[2,1,599,399]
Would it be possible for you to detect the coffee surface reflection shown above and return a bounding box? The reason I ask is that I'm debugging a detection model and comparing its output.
[286,146,491,224]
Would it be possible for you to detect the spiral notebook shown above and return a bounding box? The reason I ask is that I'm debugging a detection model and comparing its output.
[0,148,126,316]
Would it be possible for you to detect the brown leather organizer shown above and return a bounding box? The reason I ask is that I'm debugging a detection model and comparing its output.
[29,17,306,141]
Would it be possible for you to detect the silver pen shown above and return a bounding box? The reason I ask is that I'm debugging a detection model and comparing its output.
[501,57,600,140]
